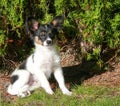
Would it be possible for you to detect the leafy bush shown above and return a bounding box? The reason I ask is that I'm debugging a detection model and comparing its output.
[0,0,120,70]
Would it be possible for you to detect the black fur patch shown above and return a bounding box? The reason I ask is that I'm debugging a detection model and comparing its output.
[10,75,19,84]
[19,61,27,70]
[32,54,34,63]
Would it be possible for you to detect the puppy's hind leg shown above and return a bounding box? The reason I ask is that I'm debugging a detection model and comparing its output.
[17,84,31,98]
[7,70,31,97]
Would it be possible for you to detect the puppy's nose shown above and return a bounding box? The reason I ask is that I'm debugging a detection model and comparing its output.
[47,40,52,45]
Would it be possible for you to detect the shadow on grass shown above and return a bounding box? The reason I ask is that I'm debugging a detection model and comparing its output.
[50,59,106,87]
[63,60,102,85]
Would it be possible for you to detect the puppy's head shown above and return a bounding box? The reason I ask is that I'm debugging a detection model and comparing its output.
[26,16,64,46]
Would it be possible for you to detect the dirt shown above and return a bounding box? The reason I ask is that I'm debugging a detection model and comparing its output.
[0,46,120,103]
[0,74,18,102]
[84,62,120,87]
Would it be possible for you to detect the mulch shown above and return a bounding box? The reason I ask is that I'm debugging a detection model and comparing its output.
[0,73,18,103]
[84,62,120,87]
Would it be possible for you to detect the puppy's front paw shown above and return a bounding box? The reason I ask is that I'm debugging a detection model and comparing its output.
[64,91,72,96]
[62,89,72,96]
[46,89,54,95]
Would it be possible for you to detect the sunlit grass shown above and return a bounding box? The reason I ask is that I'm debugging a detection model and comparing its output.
[2,85,120,106]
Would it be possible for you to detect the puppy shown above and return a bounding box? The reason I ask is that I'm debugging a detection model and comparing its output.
[7,16,72,97]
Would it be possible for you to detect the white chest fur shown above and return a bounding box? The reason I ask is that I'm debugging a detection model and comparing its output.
[26,44,60,78]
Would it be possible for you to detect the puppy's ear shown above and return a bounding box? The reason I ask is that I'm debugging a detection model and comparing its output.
[50,15,64,28]
[26,17,39,34]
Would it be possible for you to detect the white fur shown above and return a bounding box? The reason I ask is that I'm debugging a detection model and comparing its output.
[7,43,72,97]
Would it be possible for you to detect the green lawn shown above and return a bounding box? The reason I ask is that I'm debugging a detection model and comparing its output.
[1,85,120,106]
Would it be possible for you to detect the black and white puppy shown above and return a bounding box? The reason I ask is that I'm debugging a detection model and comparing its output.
[7,16,72,97]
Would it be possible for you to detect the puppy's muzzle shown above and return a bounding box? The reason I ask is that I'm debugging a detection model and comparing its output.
[47,40,52,45]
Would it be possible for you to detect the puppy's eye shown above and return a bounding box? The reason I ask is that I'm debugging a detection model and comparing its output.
[52,28,59,35]
[40,32,46,38]
[49,33,54,38]
[40,32,45,36]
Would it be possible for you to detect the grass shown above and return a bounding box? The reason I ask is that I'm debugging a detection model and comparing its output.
[1,85,120,106]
